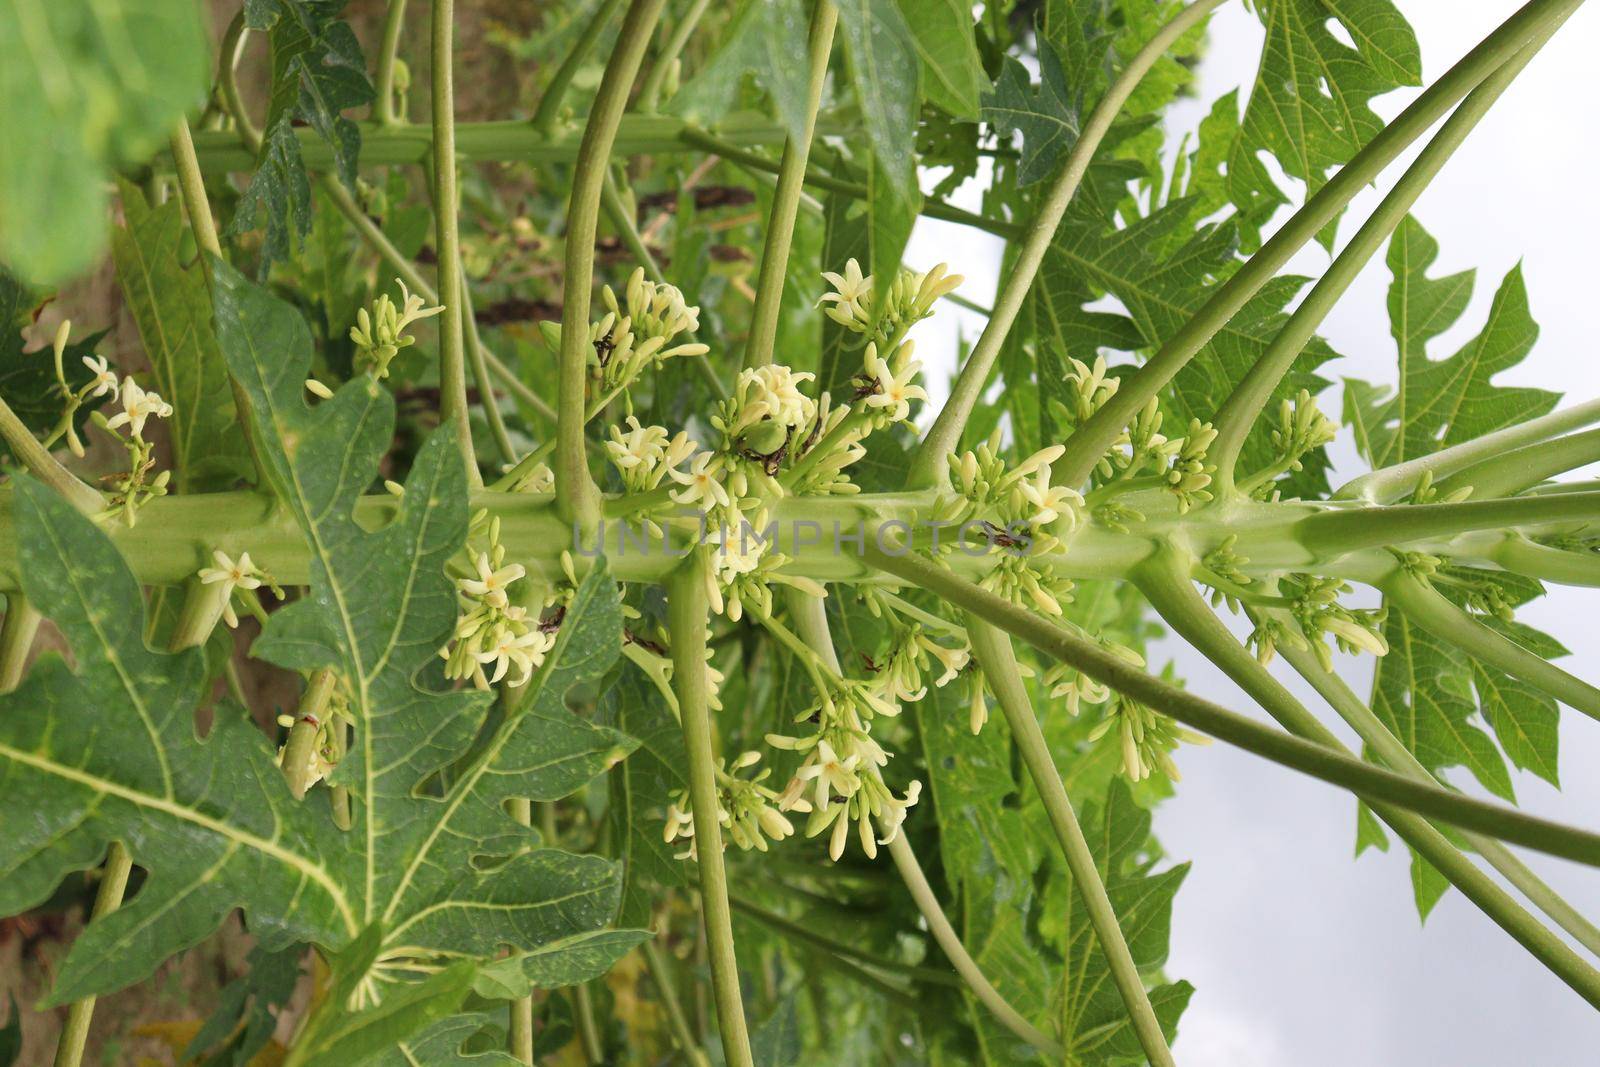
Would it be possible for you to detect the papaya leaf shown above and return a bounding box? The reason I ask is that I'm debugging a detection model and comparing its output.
[1228,0,1421,239]
[668,0,812,142]
[1346,215,1555,470]
[370,1013,521,1066]
[112,181,253,491]
[0,265,639,1055]
[897,0,984,119]
[1351,217,1564,917]
[0,0,210,283]
[982,42,1080,187]
[473,928,654,999]
[231,0,373,266]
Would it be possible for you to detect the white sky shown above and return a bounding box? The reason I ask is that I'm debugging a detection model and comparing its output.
[906,3,1600,1062]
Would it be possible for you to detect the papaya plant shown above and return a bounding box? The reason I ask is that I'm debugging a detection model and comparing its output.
[1,0,1598,1063]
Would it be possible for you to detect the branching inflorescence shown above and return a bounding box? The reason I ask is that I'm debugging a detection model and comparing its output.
[1,0,1598,1063]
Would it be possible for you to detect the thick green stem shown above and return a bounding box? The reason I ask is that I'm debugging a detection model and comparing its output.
[856,536,1600,866]
[1338,398,1600,503]
[375,0,410,125]
[533,0,628,133]
[1494,537,1600,587]
[1275,637,1600,959]
[1434,427,1600,501]
[966,620,1175,1067]
[643,939,712,1067]
[1208,33,1554,489]
[637,0,713,111]
[1385,573,1600,721]
[54,578,230,1067]
[1055,0,1584,490]
[908,0,1227,488]
[0,401,101,514]
[743,0,838,369]
[784,593,1061,1055]
[430,0,479,485]
[281,669,338,799]
[1129,555,1600,1010]
[668,555,753,1067]
[1298,492,1600,557]
[0,594,39,693]
[51,845,133,1067]
[557,0,668,532]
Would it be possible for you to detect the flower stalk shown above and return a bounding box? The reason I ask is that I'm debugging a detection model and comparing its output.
[669,553,754,1067]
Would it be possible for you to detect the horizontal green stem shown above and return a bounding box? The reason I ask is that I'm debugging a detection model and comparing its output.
[1384,573,1600,721]
[186,112,841,172]
[1055,0,1584,490]
[858,536,1600,868]
[1338,398,1600,503]
[1297,492,1600,557]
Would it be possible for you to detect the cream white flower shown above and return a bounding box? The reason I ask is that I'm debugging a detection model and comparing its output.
[793,739,861,814]
[458,552,526,609]
[748,364,816,427]
[669,452,731,509]
[818,258,871,324]
[862,346,927,423]
[104,378,173,439]
[81,355,118,399]
[477,627,555,687]
[198,550,266,628]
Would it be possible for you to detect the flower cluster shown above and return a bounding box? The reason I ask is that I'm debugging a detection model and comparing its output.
[96,378,176,526]
[39,320,118,458]
[936,434,1082,615]
[606,416,697,494]
[1259,389,1337,491]
[1087,694,1210,782]
[1247,574,1388,668]
[819,260,962,346]
[1042,629,1145,717]
[574,267,709,402]
[853,340,928,428]
[349,279,444,379]
[712,364,822,487]
[663,750,799,859]
[441,510,560,688]
[1165,419,1218,513]
[767,678,922,861]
